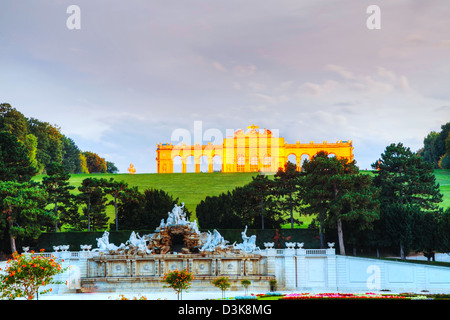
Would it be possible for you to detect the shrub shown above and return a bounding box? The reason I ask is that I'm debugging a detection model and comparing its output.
[212,276,231,299]
[0,250,66,300]
[161,269,194,300]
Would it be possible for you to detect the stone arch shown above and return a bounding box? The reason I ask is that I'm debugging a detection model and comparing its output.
[287,153,299,171]
[185,155,195,173]
[173,155,182,173]
[212,155,222,172]
[199,155,209,172]
[300,153,311,171]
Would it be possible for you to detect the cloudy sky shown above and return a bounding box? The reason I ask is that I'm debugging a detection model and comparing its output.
[1,1,449,173]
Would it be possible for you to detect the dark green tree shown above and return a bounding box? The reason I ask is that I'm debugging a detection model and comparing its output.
[106,161,119,174]
[117,188,187,230]
[104,178,128,231]
[302,151,379,255]
[41,162,75,231]
[61,136,82,174]
[196,192,241,229]
[0,103,29,142]
[0,181,54,253]
[272,162,302,229]
[77,178,109,231]
[0,131,37,182]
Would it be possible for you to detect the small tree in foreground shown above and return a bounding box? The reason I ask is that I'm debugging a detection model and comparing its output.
[241,279,251,296]
[0,250,66,300]
[212,276,231,299]
[162,269,194,300]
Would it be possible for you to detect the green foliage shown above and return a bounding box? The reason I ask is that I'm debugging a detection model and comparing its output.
[301,151,379,255]
[77,178,109,231]
[118,187,186,230]
[0,181,55,252]
[273,162,302,229]
[0,131,37,182]
[196,174,283,229]
[212,276,231,299]
[372,143,443,258]
[161,269,194,300]
[41,162,76,231]
[106,161,119,174]
[418,121,450,169]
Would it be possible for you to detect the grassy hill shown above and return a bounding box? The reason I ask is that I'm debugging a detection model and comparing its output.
[33,169,450,228]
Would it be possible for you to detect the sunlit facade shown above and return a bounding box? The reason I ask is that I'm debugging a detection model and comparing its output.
[156,125,353,173]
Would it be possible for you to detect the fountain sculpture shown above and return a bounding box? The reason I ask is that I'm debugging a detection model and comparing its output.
[81,203,271,292]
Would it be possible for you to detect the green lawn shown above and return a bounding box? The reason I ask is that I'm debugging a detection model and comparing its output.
[32,169,450,228]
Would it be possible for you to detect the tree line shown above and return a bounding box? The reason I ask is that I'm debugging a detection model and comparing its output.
[0,103,118,174]
[196,143,449,259]
[418,121,450,169]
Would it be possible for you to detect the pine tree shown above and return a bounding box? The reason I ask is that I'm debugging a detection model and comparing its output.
[41,162,75,231]
[372,143,443,259]
[301,151,379,255]
[0,181,54,253]
[273,162,302,229]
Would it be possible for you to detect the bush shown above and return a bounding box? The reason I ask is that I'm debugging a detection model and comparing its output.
[0,250,66,300]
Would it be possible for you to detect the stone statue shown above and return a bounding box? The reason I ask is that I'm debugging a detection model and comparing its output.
[127,231,152,254]
[199,229,229,252]
[233,226,261,254]
[94,231,125,252]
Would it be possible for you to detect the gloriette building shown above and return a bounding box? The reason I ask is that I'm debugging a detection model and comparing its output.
[156,125,354,173]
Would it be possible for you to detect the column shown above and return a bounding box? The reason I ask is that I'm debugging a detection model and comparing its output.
[326,248,337,290]
[195,158,200,173]
[296,248,307,288]
[181,159,187,173]
[208,157,213,173]
[265,249,276,276]
[284,248,296,290]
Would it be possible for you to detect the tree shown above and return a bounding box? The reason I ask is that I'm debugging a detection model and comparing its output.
[0,181,55,253]
[77,178,108,231]
[161,269,194,300]
[212,276,231,299]
[0,250,66,300]
[41,162,75,231]
[104,178,128,231]
[418,122,450,168]
[27,117,63,173]
[106,161,119,173]
[196,192,242,229]
[0,103,29,142]
[272,162,302,229]
[117,188,186,230]
[301,151,379,255]
[83,151,107,173]
[0,131,37,182]
[141,189,187,230]
[79,152,89,174]
[61,136,82,173]
[372,143,443,259]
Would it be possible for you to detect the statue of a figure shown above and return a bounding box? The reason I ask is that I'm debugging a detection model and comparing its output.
[233,226,261,254]
[199,229,229,252]
[127,231,151,254]
[94,231,125,252]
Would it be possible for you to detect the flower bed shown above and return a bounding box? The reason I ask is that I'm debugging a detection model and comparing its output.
[281,292,407,300]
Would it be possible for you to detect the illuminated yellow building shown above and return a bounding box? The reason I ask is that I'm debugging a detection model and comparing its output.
[156,125,353,173]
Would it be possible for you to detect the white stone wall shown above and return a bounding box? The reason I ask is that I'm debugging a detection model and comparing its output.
[20,249,450,295]
[267,250,450,293]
